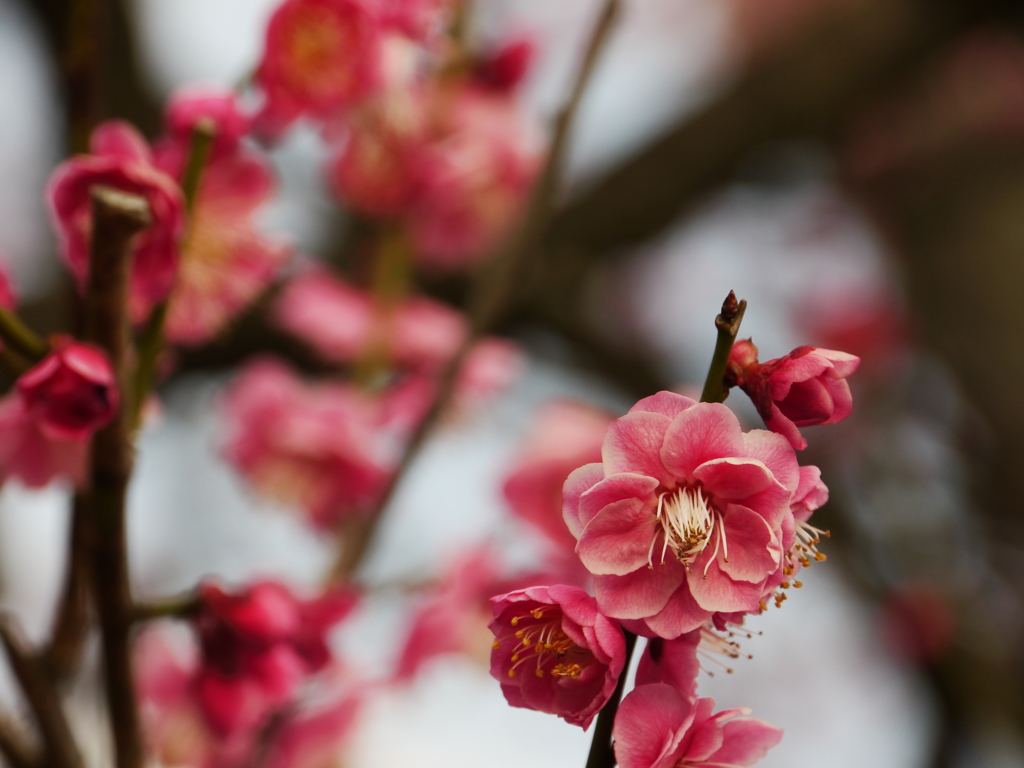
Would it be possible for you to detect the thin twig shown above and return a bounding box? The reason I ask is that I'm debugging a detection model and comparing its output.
[0,306,47,363]
[329,0,623,582]
[45,491,92,680]
[0,614,80,768]
[82,185,151,768]
[699,291,747,404]
[132,118,215,430]
[131,593,200,623]
[584,630,637,768]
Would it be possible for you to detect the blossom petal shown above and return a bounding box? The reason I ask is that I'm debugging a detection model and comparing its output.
[629,391,697,420]
[742,429,799,492]
[603,412,673,485]
[578,473,659,530]
[594,561,684,620]
[706,718,783,767]
[692,458,774,503]
[562,463,605,539]
[660,403,744,480]
[614,685,693,768]
[577,499,657,576]
[717,506,780,583]
[641,588,712,640]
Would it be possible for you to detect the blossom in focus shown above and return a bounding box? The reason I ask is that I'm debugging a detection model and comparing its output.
[155,150,290,346]
[222,358,394,529]
[255,0,382,138]
[17,336,118,440]
[46,120,185,322]
[635,632,701,702]
[614,685,782,768]
[489,585,626,729]
[0,394,87,488]
[194,580,357,739]
[563,392,799,639]
[503,400,612,557]
[729,340,860,450]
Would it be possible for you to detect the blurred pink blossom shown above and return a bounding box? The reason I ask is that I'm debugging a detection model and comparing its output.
[255,0,383,138]
[17,336,118,440]
[222,359,394,529]
[614,685,782,768]
[163,87,253,159]
[475,37,535,93]
[503,400,612,557]
[0,394,87,488]
[563,392,799,639]
[489,584,626,729]
[46,121,185,323]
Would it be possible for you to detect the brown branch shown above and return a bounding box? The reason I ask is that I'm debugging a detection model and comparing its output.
[0,708,38,768]
[131,594,200,624]
[329,0,623,583]
[584,630,637,768]
[81,186,150,768]
[44,492,92,681]
[543,0,990,261]
[0,614,80,768]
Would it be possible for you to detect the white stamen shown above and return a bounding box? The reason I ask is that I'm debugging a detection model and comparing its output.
[656,487,720,566]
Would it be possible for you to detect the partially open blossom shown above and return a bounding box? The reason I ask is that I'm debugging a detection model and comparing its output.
[0,394,87,488]
[195,580,357,739]
[154,144,290,347]
[503,401,612,555]
[728,340,860,450]
[17,336,117,440]
[46,121,185,322]
[489,585,626,729]
[255,0,382,137]
[563,392,799,639]
[614,685,782,768]
[223,358,394,529]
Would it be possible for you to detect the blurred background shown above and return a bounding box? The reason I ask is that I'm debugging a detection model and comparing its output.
[1,0,1024,766]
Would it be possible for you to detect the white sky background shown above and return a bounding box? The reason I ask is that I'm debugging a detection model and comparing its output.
[0,1,947,766]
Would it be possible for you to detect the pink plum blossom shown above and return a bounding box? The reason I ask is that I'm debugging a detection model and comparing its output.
[154,136,290,347]
[0,394,88,488]
[394,544,573,682]
[374,0,455,40]
[489,584,626,729]
[614,685,782,768]
[46,121,185,322]
[273,268,465,368]
[475,37,535,93]
[0,256,16,312]
[194,580,357,739]
[728,340,861,450]
[17,336,118,440]
[562,392,801,639]
[255,0,382,137]
[261,688,363,768]
[405,86,540,269]
[503,400,612,557]
[163,87,252,159]
[635,632,702,702]
[222,358,394,529]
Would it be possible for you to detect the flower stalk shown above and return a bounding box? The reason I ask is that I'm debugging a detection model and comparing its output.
[699,290,748,404]
[81,185,151,768]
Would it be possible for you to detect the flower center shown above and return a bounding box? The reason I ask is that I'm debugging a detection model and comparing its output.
[652,487,726,573]
[497,607,592,680]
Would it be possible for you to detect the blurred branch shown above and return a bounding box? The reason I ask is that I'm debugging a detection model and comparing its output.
[0,614,80,768]
[0,708,36,768]
[542,0,992,261]
[21,0,161,149]
[81,187,150,768]
[45,492,91,681]
[0,307,48,364]
[131,594,199,623]
[329,0,624,583]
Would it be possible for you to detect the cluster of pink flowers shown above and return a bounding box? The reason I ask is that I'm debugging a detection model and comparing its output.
[484,340,859,765]
[254,0,541,269]
[137,580,360,766]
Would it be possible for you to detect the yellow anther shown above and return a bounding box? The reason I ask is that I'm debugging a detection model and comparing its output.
[793,581,803,588]
[535,668,544,678]
[508,669,516,678]
[511,616,519,626]
[492,641,500,649]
